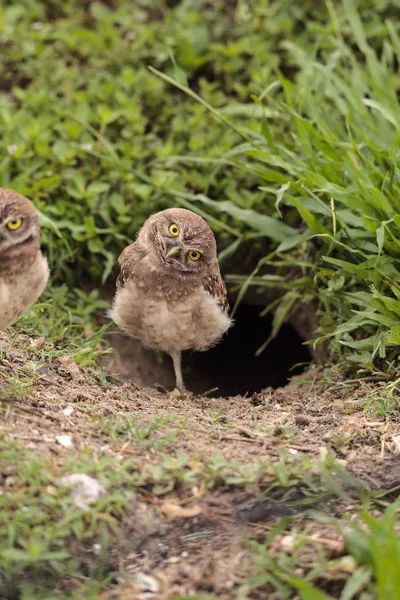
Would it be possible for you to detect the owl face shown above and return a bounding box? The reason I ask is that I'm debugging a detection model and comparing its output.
[0,189,40,254]
[139,208,217,275]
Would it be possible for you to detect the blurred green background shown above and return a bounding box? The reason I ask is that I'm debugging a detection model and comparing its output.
[2,0,400,372]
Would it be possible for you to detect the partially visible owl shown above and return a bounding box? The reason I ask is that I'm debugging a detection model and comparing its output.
[0,189,49,330]
[109,208,232,393]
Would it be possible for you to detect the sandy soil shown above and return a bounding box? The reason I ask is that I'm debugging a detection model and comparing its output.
[1,331,400,598]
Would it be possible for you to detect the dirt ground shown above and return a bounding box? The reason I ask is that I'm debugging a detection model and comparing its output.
[1,331,400,598]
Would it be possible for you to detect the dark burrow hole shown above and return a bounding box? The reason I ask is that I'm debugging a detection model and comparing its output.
[182,303,312,397]
[108,302,313,398]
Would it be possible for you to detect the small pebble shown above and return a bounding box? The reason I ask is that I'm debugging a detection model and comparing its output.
[135,573,159,593]
[56,435,73,448]
[280,534,295,552]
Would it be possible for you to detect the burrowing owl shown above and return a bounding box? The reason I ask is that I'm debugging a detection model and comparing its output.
[0,189,49,330]
[109,208,232,392]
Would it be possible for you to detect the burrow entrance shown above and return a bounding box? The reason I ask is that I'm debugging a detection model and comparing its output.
[107,302,312,397]
[182,303,312,396]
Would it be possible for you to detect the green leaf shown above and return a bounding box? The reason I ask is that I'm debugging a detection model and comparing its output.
[289,578,334,600]
[0,548,31,563]
[340,566,372,600]
[376,223,385,255]
[86,181,110,196]
[274,181,291,217]
[196,197,297,242]
[384,326,400,346]
[277,230,312,252]
[256,291,300,355]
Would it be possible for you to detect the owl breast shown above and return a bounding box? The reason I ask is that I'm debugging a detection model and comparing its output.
[109,282,232,354]
[0,254,49,330]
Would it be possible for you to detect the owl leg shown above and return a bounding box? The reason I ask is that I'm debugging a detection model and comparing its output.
[170,350,186,393]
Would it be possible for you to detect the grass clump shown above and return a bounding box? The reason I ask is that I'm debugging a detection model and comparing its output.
[0,327,396,599]
[3,0,400,374]
[240,499,400,600]
[0,0,302,284]
[155,0,400,373]
[0,431,372,599]
[0,448,133,599]
[2,1,400,598]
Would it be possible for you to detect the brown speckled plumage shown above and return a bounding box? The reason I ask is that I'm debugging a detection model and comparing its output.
[0,189,49,330]
[109,208,232,392]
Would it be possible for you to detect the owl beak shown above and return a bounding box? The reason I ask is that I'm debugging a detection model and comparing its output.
[165,245,181,259]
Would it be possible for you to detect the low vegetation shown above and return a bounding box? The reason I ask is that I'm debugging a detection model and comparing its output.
[3,0,400,371]
[1,0,400,598]
[2,331,400,599]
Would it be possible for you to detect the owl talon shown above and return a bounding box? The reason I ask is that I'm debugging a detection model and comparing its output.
[171,387,185,398]
[170,387,193,399]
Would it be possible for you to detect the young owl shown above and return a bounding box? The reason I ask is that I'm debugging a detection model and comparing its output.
[109,208,232,393]
[0,189,49,330]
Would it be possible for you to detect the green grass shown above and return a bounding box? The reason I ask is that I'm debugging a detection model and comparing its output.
[0,424,378,599]
[8,285,111,366]
[0,332,398,598]
[3,0,400,374]
[0,332,387,599]
[239,499,400,600]
[1,0,277,283]
[152,0,400,373]
[2,0,400,598]
[0,439,133,598]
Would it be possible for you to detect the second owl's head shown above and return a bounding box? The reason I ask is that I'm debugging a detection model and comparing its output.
[0,189,41,254]
[138,207,217,274]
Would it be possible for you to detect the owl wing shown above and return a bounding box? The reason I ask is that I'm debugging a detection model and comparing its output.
[116,243,137,290]
[203,267,230,314]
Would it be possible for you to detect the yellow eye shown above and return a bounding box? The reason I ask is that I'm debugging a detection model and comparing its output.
[168,223,179,237]
[188,250,201,261]
[6,218,22,231]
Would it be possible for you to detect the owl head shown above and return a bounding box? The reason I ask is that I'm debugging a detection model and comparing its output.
[0,189,40,254]
[138,207,217,274]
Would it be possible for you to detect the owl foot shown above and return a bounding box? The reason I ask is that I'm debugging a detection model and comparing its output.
[170,387,192,399]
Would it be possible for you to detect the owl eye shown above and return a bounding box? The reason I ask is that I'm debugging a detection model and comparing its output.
[168,223,179,236]
[6,218,23,231]
[188,250,201,261]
